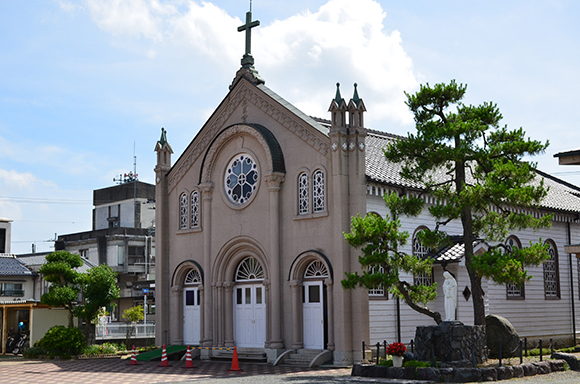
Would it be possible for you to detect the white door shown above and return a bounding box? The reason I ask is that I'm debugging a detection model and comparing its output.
[183,287,201,345]
[234,284,266,347]
[303,281,324,349]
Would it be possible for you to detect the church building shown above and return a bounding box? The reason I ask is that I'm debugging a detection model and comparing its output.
[154,11,580,365]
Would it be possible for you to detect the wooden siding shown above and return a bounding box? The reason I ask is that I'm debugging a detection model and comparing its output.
[366,191,580,344]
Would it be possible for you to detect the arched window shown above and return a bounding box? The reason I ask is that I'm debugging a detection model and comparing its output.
[184,268,202,285]
[505,235,524,299]
[191,191,200,228]
[179,193,188,230]
[312,170,325,212]
[298,172,309,215]
[413,228,432,286]
[304,260,329,279]
[235,257,264,282]
[368,266,387,298]
[544,239,560,299]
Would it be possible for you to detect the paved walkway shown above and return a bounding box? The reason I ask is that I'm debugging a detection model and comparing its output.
[0,357,352,384]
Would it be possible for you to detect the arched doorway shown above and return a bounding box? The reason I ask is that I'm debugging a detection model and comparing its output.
[303,260,328,349]
[183,268,202,345]
[234,257,266,348]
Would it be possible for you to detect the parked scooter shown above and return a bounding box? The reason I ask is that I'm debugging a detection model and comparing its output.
[11,332,29,355]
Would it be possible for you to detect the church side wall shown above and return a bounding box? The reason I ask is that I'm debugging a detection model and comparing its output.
[367,191,580,346]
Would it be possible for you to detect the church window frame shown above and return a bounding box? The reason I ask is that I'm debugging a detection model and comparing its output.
[179,192,188,230]
[312,169,325,213]
[184,268,202,285]
[412,227,433,286]
[543,239,561,299]
[505,235,525,300]
[304,260,329,279]
[368,265,388,299]
[224,153,259,207]
[190,190,200,229]
[298,172,309,215]
[235,257,265,282]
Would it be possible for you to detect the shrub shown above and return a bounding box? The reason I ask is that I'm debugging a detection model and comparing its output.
[38,326,85,358]
[23,346,45,358]
[82,343,118,356]
[403,360,432,368]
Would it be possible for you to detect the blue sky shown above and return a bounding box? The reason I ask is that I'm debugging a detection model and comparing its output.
[1,0,579,254]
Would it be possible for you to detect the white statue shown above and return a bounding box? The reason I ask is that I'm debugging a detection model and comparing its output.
[443,271,458,321]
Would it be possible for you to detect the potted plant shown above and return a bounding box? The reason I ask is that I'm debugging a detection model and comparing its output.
[387,342,406,367]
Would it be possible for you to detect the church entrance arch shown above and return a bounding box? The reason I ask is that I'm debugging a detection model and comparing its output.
[302,260,328,349]
[183,268,202,345]
[234,257,266,348]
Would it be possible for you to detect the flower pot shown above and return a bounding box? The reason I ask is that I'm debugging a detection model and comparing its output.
[392,355,403,367]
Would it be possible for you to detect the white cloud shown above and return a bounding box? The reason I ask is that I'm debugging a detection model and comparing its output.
[0,169,43,189]
[255,0,417,127]
[81,0,417,128]
[84,0,173,42]
[0,136,99,178]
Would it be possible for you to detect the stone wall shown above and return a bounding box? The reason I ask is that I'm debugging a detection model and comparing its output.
[352,360,566,382]
[414,321,487,365]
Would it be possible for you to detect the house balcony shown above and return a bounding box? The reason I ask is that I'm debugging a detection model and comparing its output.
[0,290,25,297]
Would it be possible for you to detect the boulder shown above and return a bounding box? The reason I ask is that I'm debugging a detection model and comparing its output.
[496,366,514,380]
[552,352,579,371]
[485,314,520,358]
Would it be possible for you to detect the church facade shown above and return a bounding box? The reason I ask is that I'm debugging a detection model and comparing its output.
[154,61,370,364]
[154,12,580,365]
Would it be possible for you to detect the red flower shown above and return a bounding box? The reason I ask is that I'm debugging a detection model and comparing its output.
[387,342,407,357]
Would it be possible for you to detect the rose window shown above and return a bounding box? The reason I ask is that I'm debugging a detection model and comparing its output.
[225,154,259,205]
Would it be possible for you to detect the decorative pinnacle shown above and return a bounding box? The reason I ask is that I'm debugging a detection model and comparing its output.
[334,82,344,106]
[158,127,167,146]
[352,83,362,107]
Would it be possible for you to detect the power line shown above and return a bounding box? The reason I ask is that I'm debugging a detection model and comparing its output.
[0,196,92,205]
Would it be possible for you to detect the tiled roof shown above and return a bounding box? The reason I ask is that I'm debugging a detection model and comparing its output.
[0,256,35,276]
[17,253,95,274]
[363,129,580,213]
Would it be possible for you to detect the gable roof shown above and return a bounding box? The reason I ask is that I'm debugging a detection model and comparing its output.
[166,77,330,192]
[0,256,35,276]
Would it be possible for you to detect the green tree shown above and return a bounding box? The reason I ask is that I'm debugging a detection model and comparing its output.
[75,264,120,343]
[382,80,552,325]
[122,305,144,349]
[342,192,443,324]
[39,251,83,327]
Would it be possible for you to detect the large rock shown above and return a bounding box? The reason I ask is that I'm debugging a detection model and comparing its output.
[485,314,520,358]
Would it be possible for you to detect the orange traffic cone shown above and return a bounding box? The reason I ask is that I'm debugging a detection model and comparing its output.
[128,345,141,365]
[227,346,243,372]
[159,344,172,367]
[182,345,196,369]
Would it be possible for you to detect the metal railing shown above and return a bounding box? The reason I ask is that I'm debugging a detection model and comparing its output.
[0,290,25,297]
[96,323,155,340]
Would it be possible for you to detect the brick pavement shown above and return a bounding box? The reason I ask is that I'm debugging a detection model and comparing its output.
[0,357,352,384]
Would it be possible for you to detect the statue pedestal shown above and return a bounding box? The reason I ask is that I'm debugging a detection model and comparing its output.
[414,321,487,365]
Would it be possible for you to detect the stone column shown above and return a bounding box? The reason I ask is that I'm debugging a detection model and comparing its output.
[170,285,183,344]
[199,284,205,345]
[263,279,271,348]
[200,182,214,346]
[325,279,335,351]
[224,281,235,347]
[216,282,224,346]
[265,173,285,349]
[290,280,303,350]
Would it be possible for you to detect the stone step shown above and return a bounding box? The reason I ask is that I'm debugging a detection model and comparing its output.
[212,349,267,362]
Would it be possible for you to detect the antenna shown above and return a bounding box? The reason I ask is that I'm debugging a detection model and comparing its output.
[134,141,138,229]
